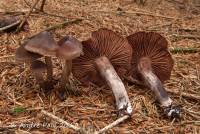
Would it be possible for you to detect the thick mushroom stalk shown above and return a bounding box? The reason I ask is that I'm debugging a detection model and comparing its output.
[95,56,132,115]
[138,57,180,118]
[138,57,172,106]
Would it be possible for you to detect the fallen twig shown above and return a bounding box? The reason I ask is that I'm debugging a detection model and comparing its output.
[166,89,200,101]
[0,55,15,59]
[43,19,82,32]
[93,10,175,19]
[41,110,87,133]
[169,48,200,54]
[125,11,175,19]
[28,19,82,39]
[24,0,68,19]
[94,115,130,134]
[0,20,21,32]
[171,34,200,40]
[16,0,40,32]
[40,0,46,12]
[180,120,200,125]
[36,10,68,19]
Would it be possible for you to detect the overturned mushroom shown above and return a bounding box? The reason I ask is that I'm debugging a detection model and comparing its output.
[72,28,133,115]
[127,32,180,118]
[56,36,83,100]
[25,31,58,82]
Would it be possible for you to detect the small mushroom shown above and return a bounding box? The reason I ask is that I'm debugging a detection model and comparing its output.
[15,42,46,89]
[31,60,47,89]
[15,42,42,63]
[72,28,133,115]
[56,36,83,100]
[24,31,59,82]
[127,32,180,118]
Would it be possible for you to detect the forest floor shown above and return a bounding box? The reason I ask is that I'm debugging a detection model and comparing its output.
[0,0,200,133]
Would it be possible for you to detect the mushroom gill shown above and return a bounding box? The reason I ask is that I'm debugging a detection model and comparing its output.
[72,28,132,86]
[127,32,174,83]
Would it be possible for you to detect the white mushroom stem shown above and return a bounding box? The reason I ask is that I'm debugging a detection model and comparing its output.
[45,56,53,81]
[60,60,72,89]
[138,57,172,107]
[95,56,132,115]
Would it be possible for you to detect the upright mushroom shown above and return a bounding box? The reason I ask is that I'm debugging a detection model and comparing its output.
[15,31,58,91]
[127,32,180,118]
[56,36,83,100]
[72,28,133,115]
[15,42,48,89]
[24,31,58,82]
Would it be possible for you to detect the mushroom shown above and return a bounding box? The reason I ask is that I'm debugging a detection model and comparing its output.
[56,36,83,100]
[15,42,42,63]
[72,28,133,115]
[24,31,59,82]
[31,60,47,89]
[127,32,180,118]
[15,42,45,88]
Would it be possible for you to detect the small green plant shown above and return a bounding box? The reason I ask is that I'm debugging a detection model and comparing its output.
[12,107,27,114]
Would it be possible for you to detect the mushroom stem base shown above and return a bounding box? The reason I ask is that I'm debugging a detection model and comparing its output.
[45,56,53,81]
[95,56,132,115]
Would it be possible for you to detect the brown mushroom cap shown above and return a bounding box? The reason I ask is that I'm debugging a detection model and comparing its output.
[56,36,83,60]
[127,32,174,83]
[15,42,42,63]
[72,28,132,86]
[25,31,58,56]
